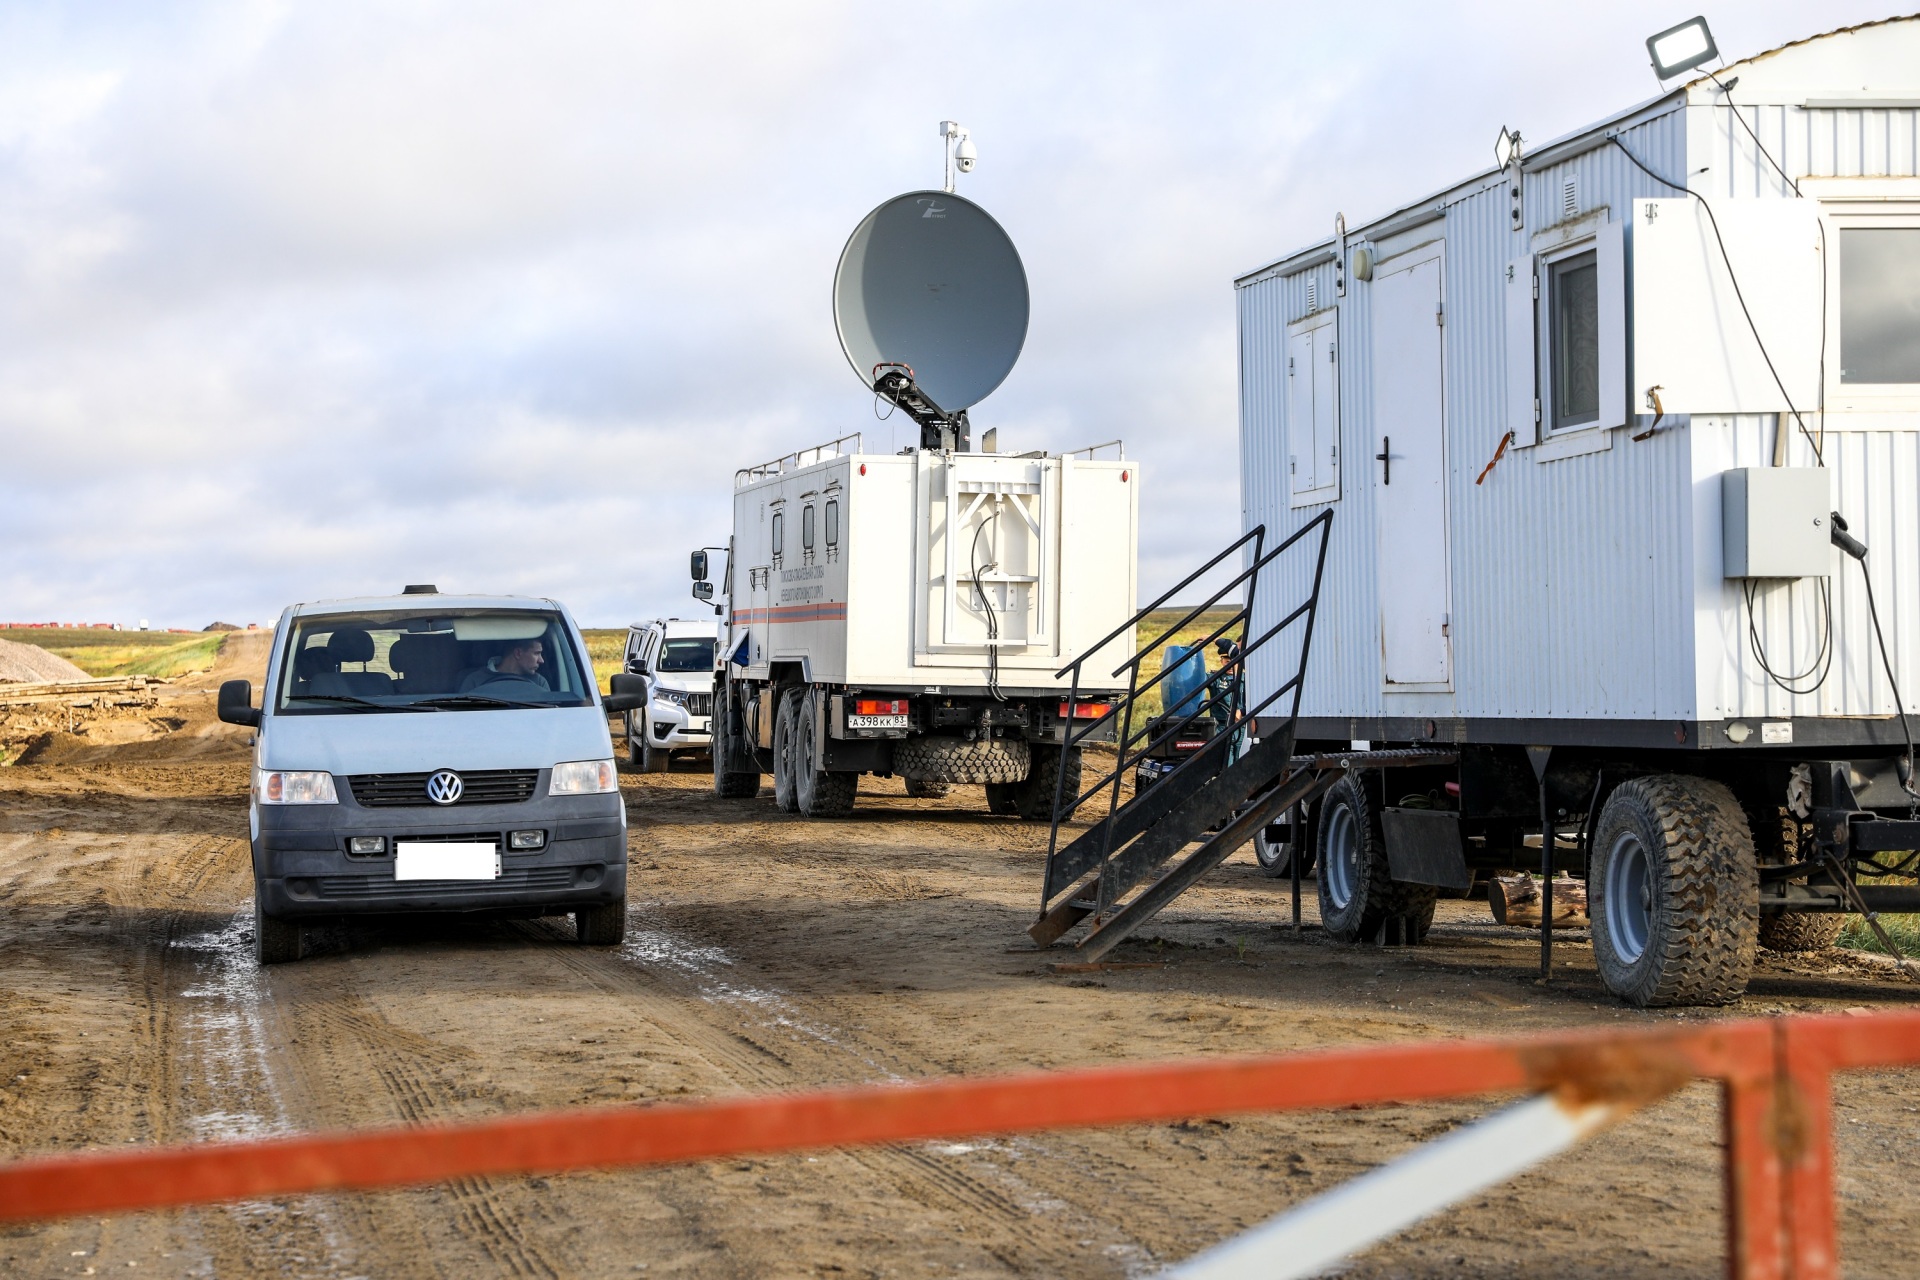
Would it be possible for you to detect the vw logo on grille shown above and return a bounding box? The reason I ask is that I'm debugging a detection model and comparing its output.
[425,770,465,805]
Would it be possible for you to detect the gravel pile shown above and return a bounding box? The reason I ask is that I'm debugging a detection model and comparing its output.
[0,637,93,684]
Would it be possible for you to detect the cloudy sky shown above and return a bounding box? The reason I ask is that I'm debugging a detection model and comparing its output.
[0,1,1891,628]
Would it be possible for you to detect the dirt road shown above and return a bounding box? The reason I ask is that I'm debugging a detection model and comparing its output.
[4,636,1920,1278]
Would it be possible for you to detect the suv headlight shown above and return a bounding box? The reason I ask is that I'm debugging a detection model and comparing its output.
[256,770,339,805]
[550,759,618,795]
[656,688,691,709]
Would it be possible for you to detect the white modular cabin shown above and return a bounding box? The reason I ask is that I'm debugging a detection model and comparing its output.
[1238,17,1920,753]
[726,440,1138,694]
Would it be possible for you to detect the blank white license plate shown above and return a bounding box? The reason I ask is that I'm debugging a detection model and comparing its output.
[847,714,908,730]
[394,842,501,881]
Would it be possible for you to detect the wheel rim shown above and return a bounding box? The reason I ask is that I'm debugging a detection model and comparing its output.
[1323,803,1359,911]
[1253,823,1286,867]
[1605,830,1653,964]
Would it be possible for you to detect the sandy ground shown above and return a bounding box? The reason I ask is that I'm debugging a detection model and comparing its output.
[4,634,1920,1278]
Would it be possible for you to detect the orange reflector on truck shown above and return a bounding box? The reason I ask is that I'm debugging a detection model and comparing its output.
[1059,702,1112,719]
[854,698,909,716]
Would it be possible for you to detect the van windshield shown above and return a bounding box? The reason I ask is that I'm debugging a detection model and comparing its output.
[274,610,594,714]
[655,637,716,673]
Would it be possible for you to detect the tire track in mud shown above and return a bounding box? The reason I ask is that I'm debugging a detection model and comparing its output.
[274,994,567,1280]
[521,906,1160,1276]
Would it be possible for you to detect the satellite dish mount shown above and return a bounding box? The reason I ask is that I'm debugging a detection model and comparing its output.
[873,363,970,452]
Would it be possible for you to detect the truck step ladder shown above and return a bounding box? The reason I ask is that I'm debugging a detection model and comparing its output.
[1032,514,1454,961]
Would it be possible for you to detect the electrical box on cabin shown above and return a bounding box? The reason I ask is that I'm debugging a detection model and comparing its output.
[1722,467,1831,579]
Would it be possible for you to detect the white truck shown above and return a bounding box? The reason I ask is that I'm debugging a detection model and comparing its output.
[695,435,1138,816]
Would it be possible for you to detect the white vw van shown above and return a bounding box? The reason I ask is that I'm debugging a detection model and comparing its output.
[219,589,644,964]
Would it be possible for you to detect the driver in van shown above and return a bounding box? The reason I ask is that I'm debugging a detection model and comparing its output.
[461,638,549,692]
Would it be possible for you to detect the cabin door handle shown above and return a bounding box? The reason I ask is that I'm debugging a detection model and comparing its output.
[1375,436,1391,486]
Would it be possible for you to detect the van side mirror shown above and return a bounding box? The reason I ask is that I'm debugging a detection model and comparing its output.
[218,679,261,728]
[692,582,714,602]
[690,550,709,581]
[604,673,647,714]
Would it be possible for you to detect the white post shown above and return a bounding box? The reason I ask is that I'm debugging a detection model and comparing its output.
[1167,1093,1640,1280]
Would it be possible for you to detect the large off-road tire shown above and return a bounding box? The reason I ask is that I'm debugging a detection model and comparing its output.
[1253,806,1314,879]
[1316,777,1435,944]
[254,894,303,965]
[1758,912,1845,953]
[1010,743,1081,821]
[795,688,857,817]
[772,687,803,814]
[894,735,1029,785]
[575,894,627,945]
[711,688,762,799]
[1590,775,1759,1008]
[905,779,951,799]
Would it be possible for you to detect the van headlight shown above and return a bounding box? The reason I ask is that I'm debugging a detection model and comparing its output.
[550,759,618,795]
[256,770,339,805]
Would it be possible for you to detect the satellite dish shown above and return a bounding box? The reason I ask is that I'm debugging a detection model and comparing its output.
[833,190,1029,414]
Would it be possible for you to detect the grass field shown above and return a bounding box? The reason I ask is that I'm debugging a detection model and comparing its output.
[2,628,229,680]
[1839,857,1920,958]
[581,629,626,693]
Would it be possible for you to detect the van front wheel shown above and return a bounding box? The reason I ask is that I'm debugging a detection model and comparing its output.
[254,894,303,965]
[576,895,627,945]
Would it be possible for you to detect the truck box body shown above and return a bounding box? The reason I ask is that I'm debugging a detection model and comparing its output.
[729,447,1138,694]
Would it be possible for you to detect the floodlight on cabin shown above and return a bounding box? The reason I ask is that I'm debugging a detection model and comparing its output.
[1646,16,1719,81]
[1493,126,1521,170]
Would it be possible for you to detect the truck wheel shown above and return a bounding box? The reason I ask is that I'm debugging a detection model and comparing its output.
[254,894,303,965]
[772,687,802,814]
[894,735,1029,786]
[1590,775,1758,1007]
[625,712,643,766]
[712,689,761,799]
[1758,912,1845,953]
[984,783,1020,815]
[1316,778,1433,943]
[795,688,857,817]
[905,779,950,799]
[1011,744,1081,821]
[575,894,627,945]
[1253,811,1314,879]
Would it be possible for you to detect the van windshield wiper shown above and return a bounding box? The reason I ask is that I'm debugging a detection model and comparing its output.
[409,694,554,710]
[285,694,436,713]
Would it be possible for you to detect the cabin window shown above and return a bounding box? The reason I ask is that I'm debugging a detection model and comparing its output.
[1548,248,1600,431]
[770,511,784,567]
[824,499,840,556]
[1284,308,1340,506]
[801,503,816,562]
[1840,227,1920,384]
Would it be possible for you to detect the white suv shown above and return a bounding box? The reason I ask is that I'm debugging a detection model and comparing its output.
[622,618,718,772]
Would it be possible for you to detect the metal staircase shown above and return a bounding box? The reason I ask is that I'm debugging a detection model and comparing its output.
[1033,511,1389,960]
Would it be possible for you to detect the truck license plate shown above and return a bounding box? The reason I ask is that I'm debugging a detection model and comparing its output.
[847,714,908,730]
[395,842,501,881]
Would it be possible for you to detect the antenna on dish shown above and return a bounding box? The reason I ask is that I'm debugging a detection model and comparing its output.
[939,121,976,193]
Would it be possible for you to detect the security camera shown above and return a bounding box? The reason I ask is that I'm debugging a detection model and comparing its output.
[955,137,977,172]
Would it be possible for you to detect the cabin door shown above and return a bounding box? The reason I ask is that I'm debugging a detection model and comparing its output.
[1371,245,1452,688]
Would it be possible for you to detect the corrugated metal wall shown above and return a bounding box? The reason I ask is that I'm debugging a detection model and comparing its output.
[1242,55,1920,733]
[1691,91,1920,719]
[1240,109,1703,725]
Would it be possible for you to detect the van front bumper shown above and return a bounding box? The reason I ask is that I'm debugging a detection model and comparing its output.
[251,791,627,918]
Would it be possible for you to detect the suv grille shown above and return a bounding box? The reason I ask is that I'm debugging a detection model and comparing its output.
[686,692,713,717]
[347,770,539,807]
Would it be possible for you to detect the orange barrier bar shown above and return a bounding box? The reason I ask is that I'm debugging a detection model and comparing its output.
[1,1011,1916,1280]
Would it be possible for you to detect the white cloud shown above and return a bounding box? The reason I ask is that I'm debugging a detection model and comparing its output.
[0,0,1890,626]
